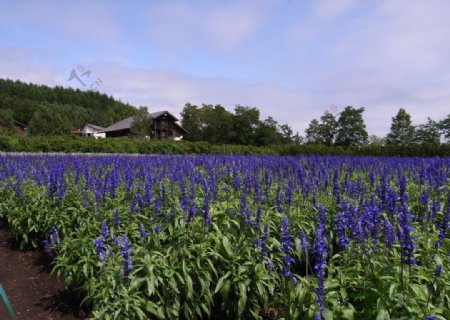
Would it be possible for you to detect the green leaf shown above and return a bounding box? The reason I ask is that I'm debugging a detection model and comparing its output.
[376,308,390,320]
[238,283,247,316]
[222,236,233,257]
[341,308,354,320]
[214,271,231,293]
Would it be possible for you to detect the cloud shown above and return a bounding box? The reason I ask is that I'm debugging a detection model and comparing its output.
[95,64,314,132]
[1,1,123,46]
[0,47,62,85]
[1,1,450,137]
[141,1,274,53]
[281,0,450,134]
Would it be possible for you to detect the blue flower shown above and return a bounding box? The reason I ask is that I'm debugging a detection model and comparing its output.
[43,239,52,255]
[113,210,120,228]
[267,259,275,271]
[435,264,443,277]
[280,216,294,278]
[139,224,148,238]
[314,205,328,317]
[119,235,133,277]
[396,203,416,265]
[260,223,270,260]
[299,231,310,253]
[93,237,107,263]
[100,220,109,238]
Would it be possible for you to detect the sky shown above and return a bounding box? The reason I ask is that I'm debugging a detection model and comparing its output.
[1,0,450,136]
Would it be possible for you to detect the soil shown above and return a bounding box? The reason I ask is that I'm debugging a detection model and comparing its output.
[0,220,89,320]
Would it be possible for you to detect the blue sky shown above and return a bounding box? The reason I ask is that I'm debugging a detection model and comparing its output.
[1,0,450,136]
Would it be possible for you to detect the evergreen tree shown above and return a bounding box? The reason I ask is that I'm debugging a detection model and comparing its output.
[335,106,368,147]
[440,114,450,142]
[28,103,72,135]
[0,108,16,135]
[386,108,415,146]
[414,118,440,145]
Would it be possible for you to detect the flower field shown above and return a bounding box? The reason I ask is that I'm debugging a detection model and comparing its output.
[0,154,449,319]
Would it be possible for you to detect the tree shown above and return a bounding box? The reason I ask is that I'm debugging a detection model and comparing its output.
[232,105,260,145]
[0,108,16,135]
[317,111,338,146]
[255,116,283,146]
[130,107,152,138]
[181,103,203,141]
[279,124,294,143]
[440,114,450,142]
[368,134,385,146]
[414,118,440,145]
[386,108,415,146]
[335,106,368,147]
[28,103,72,135]
[199,104,234,143]
[292,132,304,145]
[305,119,321,144]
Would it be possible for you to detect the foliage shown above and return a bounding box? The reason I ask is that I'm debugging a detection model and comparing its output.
[335,106,369,147]
[0,78,138,129]
[180,103,298,146]
[305,112,338,146]
[1,135,450,157]
[305,119,321,144]
[130,107,152,138]
[29,103,73,135]
[386,108,415,146]
[414,118,441,145]
[440,114,450,141]
[0,108,16,135]
[0,154,449,320]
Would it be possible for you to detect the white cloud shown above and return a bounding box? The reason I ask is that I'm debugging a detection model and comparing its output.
[142,1,274,53]
[1,1,450,137]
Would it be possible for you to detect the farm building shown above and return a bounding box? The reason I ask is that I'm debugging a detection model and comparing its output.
[100,111,187,140]
[75,123,106,138]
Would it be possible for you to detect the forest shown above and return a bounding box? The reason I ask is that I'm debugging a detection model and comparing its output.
[0,78,137,135]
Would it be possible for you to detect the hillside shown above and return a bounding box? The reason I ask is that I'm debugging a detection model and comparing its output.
[0,78,138,135]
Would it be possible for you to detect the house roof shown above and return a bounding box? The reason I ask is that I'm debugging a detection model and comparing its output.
[100,116,134,133]
[149,111,179,121]
[14,120,27,128]
[99,111,188,134]
[174,122,188,134]
[85,123,105,131]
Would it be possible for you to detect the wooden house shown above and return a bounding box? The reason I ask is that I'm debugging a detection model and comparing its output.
[100,111,187,140]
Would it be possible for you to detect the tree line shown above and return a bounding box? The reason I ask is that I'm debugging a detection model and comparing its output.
[180,103,301,146]
[1,78,450,149]
[0,78,137,135]
[304,106,450,147]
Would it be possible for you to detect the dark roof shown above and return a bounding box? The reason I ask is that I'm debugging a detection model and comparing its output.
[100,116,134,133]
[14,120,27,128]
[99,110,189,134]
[174,122,188,134]
[149,111,179,121]
[85,123,105,131]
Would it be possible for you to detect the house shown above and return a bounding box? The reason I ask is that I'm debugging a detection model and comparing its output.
[14,120,27,137]
[81,123,105,138]
[72,124,105,138]
[100,111,187,140]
